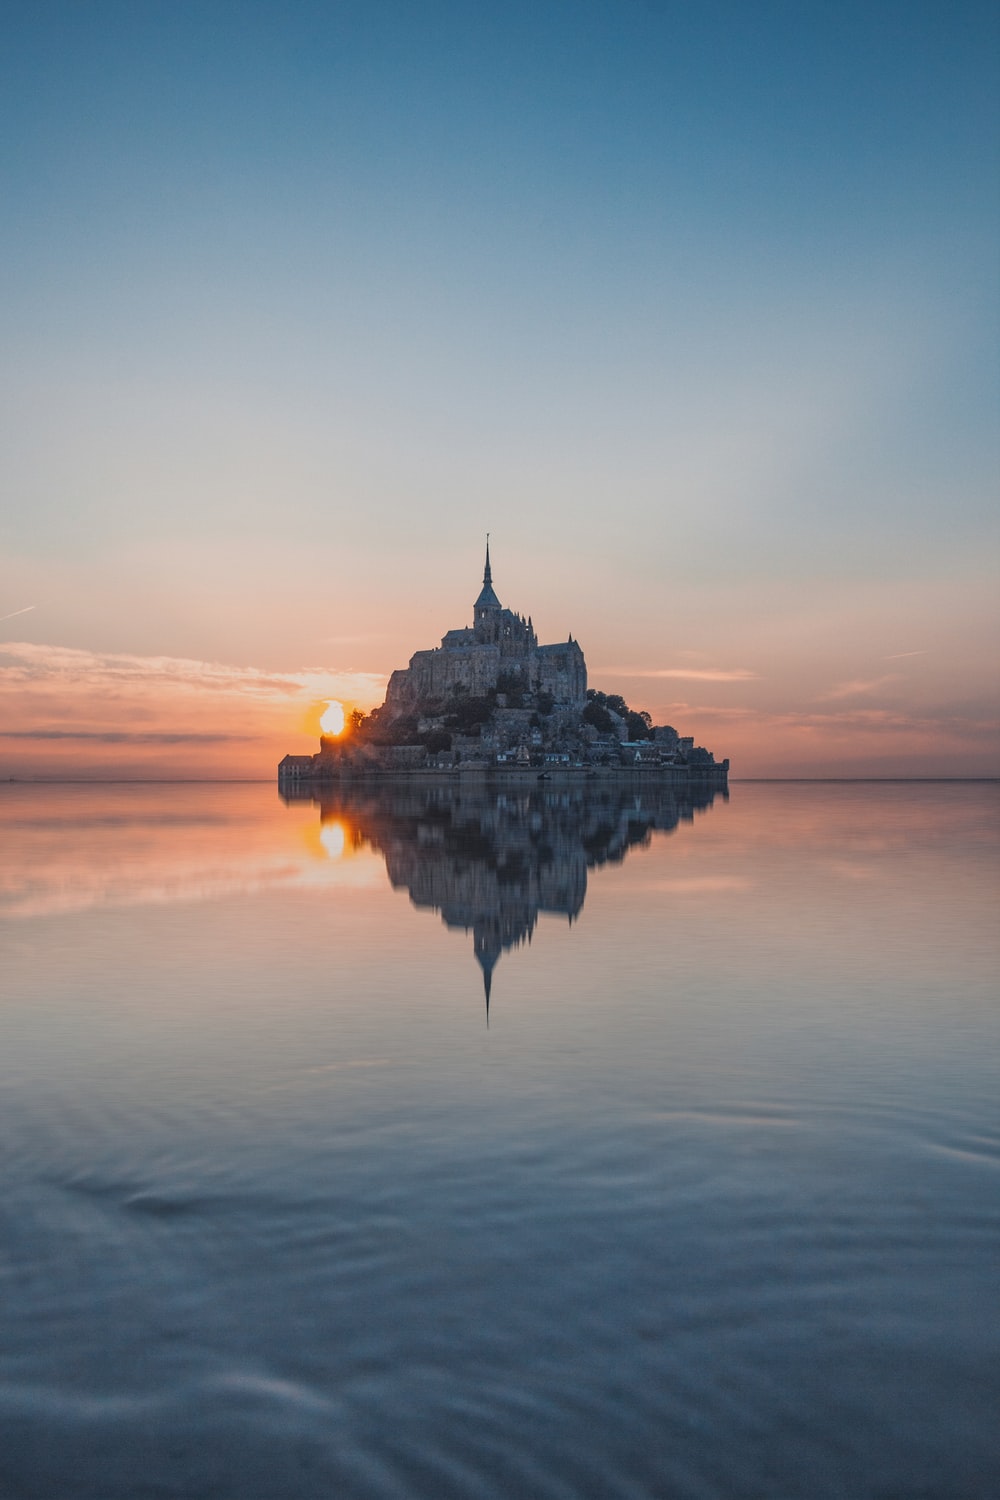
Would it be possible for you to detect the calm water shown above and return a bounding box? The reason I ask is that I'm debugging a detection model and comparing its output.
[0,780,997,1499]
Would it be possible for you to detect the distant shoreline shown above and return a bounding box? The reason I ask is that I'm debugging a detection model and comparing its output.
[1,776,997,786]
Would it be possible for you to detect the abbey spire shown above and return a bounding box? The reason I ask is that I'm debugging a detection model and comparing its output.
[474,533,502,638]
[376,536,587,705]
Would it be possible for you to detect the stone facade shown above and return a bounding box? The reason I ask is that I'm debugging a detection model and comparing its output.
[384,542,587,715]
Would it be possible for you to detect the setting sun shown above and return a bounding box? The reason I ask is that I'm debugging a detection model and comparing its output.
[320,699,345,736]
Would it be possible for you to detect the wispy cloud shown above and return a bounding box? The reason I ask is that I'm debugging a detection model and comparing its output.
[595,667,759,682]
[818,675,900,701]
[0,641,388,775]
[0,640,385,704]
[0,730,245,744]
[652,700,999,741]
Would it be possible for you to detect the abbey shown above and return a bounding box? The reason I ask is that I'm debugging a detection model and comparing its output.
[383,540,587,715]
[278,539,728,783]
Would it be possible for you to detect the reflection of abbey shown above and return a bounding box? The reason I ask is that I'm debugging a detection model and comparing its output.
[279,541,728,782]
[384,539,587,712]
[281,781,725,1018]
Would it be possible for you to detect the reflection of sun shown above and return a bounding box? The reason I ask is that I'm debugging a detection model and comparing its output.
[319,821,346,859]
[321,699,345,735]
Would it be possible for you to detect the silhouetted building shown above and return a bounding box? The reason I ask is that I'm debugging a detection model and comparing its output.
[384,540,587,714]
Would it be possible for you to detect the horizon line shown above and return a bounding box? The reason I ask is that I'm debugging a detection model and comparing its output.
[0,776,997,786]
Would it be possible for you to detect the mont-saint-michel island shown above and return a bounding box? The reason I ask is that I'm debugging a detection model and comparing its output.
[280,542,728,785]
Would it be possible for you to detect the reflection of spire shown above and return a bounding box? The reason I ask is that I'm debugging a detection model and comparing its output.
[474,925,501,1028]
[289,783,722,1020]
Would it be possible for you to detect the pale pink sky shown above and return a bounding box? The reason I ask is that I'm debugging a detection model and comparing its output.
[1,550,996,778]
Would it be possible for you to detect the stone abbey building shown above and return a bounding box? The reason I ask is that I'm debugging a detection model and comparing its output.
[383,540,587,713]
[278,539,728,782]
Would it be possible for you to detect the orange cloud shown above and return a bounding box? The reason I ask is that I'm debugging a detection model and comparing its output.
[0,641,386,779]
[596,666,759,682]
[647,698,999,777]
[818,674,901,701]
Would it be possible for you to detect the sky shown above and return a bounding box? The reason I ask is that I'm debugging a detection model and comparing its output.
[1,0,997,778]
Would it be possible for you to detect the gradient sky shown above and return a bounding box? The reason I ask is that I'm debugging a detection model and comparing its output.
[1,0,997,777]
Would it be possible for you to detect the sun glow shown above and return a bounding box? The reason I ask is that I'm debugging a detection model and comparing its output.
[320,699,345,736]
[319,820,346,859]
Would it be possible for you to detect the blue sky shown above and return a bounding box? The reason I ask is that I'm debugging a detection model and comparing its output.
[1,0,997,774]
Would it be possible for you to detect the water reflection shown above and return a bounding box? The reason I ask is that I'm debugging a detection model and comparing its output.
[0,782,997,1499]
[282,782,724,1015]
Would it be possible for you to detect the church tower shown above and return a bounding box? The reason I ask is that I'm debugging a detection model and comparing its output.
[473,536,502,644]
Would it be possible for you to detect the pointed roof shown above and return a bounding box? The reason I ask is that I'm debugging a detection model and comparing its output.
[475,535,501,610]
